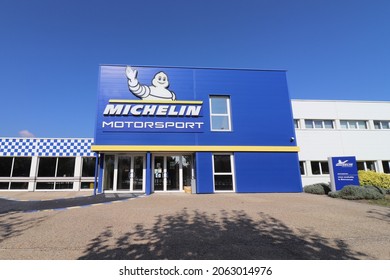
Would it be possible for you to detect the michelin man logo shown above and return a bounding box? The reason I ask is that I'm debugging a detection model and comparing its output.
[126,66,176,101]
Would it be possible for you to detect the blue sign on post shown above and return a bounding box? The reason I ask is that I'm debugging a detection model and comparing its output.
[328,156,360,191]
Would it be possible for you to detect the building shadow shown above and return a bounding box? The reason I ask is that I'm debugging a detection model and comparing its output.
[78,209,368,260]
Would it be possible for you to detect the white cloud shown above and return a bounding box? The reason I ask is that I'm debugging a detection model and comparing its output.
[19,130,35,138]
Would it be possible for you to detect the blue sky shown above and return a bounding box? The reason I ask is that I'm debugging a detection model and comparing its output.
[1,0,389,138]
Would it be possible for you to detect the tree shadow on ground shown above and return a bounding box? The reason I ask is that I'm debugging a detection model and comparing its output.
[0,212,47,243]
[367,208,390,224]
[79,209,368,260]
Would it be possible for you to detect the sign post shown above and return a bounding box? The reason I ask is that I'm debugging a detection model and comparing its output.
[328,156,360,192]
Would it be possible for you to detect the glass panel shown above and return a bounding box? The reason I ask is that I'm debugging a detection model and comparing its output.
[299,161,305,175]
[320,162,329,174]
[323,120,333,129]
[103,155,115,191]
[154,156,164,191]
[10,182,28,190]
[314,120,323,128]
[214,155,231,173]
[382,122,389,129]
[382,161,390,174]
[349,121,357,129]
[36,182,55,190]
[55,182,73,190]
[211,116,230,130]
[366,161,376,171]
[357,162,365,171]
[0,157,13,177]
[373,121,381,129]
[132,156,143,191]
[294,120,299,128]
[357,121,367,129]
[211,97,228,114]
[117,156,131,191]
[311,161,320,175]
[0,182,10,189]
[305,120,314,128]
[38,157,57,177]
[340,120,348,129]
[166,156,180,191]
[12,157,32,177]
[82,157,96,177]
[182,155,193,187]
[56,157,75,177]
[81,182,94,189]
[214,175,233,191]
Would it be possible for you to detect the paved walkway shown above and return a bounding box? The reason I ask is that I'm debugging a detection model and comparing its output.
[0,192,389,260]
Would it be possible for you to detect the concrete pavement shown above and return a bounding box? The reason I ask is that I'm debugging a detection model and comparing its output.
[0,192,389,259]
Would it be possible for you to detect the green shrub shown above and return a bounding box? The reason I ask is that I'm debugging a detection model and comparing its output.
[304,183,331,195]
[328,185,385,200]
[358,170,390,189]
[328,191,340,198]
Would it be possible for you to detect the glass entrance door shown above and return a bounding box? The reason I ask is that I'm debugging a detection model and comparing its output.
[103,154,145,192]
[152,155,194,192]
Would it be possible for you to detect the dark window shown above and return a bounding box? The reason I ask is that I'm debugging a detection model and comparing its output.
[10,182,28,190]
[0,182,9,189]
[0,157,13,177]
[55,182,73,189]
[56,158,75,177]
[213,155,232,173]
[12,157,32,177]
[311,161,329,175]
[36,182,55,190]
[382,161,390,174]
[214,175,233,191]
[299,161,306,175]
[38,157,57,177]
[82,157,96,177]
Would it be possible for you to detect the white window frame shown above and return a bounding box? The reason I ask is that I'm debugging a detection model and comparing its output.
[357,161,377,172]
[310,161,329,175]
[212,153,236,192]
[304,119,334,129]
[299,161,306,175]
[373,120,390,130]
[209,96,232,131]
[294,119,300,129]
[340,120,368,130]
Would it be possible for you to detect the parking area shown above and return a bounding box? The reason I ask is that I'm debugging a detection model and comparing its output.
[0,192,389,260]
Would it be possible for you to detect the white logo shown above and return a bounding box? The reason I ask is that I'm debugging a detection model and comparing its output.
[336,160,353,167]
[125,66,176,101]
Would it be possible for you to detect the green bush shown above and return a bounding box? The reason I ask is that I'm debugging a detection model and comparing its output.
[328,185,385,200]
[304,183,331,195]
[358,170,390,189]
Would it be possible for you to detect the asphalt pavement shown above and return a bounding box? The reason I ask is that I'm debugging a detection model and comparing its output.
[0,191,389,260]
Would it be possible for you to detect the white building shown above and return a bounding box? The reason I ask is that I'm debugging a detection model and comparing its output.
[292,99,390,186]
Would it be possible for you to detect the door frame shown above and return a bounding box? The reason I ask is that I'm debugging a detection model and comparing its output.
[103,153,146,193]
[151,154,194,192]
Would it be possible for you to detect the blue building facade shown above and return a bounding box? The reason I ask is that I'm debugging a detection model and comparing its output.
[92,65,302,194]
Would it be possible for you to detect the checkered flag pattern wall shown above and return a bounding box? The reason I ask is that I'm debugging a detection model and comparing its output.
[0,138,95,157]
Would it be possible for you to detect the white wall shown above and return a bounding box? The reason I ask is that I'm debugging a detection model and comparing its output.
[292,100,390,186]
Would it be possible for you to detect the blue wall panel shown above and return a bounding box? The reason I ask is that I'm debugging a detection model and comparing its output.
[196,152,214,194]
[235,152,302,193]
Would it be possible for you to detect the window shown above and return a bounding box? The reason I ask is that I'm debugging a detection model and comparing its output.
[82,157,96,177]
[213,154,235,191]
[0,157,31,177]
[304,120,334,129]
[340,120,367,130]
[382,161,390,174]
[374,120,390,129]
[210,96,232,131]
[299,161,306,175]
[294,120,300,129]
[37,157,75,190]
[38,157,75,177]
[0,157,13,177]
[310,161,329,175]
[357,161,377,171]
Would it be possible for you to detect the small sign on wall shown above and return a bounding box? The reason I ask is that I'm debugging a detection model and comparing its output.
[328,156,360,192]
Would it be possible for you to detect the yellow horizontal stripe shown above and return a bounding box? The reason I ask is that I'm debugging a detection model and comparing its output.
[91,145,300,152]
[109,99,203,105]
